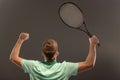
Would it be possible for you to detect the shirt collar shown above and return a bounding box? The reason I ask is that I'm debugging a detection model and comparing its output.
[42,61,57,65]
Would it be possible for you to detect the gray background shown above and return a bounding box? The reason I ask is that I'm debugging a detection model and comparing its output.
[0,0,120,80]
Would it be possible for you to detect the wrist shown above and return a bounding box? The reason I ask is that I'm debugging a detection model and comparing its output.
[17,38,24,43]
[90,43,97,47]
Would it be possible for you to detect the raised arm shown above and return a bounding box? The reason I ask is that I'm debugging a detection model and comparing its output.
[78,35,99,73]
[9,32,29,67]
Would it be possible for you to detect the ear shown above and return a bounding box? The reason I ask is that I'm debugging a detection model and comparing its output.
[55,51,59,57]
[41,51,45,57]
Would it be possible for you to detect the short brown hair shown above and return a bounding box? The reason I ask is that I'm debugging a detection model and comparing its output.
[42,39,58,60]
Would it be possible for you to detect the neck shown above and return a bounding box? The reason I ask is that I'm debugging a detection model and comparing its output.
[44,58,57,62]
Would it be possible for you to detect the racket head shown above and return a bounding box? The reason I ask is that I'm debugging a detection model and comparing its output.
[59,2,85,29]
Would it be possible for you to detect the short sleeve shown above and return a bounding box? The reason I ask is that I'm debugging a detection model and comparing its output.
[65,62,79,77]
[21,59,35,73]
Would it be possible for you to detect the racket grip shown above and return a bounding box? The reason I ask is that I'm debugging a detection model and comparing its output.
[87,32,100,47]
[97,43,100,47]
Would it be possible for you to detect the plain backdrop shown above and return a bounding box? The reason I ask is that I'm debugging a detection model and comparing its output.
[0,0,120,80]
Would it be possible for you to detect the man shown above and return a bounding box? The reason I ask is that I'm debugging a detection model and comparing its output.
[9,32,99,80]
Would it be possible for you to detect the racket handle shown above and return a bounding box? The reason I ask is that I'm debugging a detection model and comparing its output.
[97,43,100,47]
[87,32,92,38]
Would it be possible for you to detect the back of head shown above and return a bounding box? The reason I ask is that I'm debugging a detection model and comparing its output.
[42,39,58,61]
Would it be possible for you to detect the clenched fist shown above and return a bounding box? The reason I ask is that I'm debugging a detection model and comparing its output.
[19,32,29,41]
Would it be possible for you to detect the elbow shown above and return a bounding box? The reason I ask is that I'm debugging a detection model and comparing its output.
[9,52,18,61]
[85,59,96,69]
[87,63,95,69]
[85,62,96,70]
[9,56,13,61]
[9,55,17,62]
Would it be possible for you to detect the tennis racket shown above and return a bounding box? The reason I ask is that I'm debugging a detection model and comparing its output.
[59,2,100,46]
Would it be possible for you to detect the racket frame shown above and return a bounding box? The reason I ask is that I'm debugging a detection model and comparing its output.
[58,2,92,37]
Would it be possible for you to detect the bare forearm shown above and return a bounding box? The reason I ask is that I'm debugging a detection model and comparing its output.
[9,39,23,60]
[9,32,29,67]
[85,44,97,66]
[78,35,98,73]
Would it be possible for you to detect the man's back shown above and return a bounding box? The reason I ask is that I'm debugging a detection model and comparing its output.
[22,59,78,80]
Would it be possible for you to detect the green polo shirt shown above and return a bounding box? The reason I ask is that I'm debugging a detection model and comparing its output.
[22,59,79,80]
